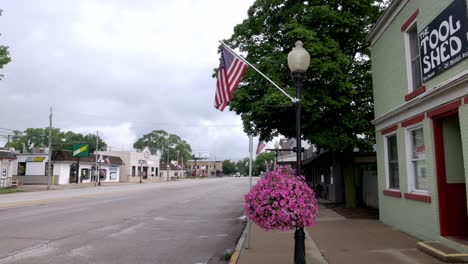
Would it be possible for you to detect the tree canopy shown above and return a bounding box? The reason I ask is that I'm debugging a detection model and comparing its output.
[0,9,11,80]
[133,130,192,165]
[222,0,386,151]
[222,160,237,175]
[5,128,107,153]
[254,152,275,174]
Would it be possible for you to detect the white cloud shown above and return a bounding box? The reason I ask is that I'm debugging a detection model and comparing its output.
[0,0,256,160]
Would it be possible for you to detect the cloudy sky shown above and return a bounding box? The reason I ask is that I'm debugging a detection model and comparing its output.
[0,0,279,160]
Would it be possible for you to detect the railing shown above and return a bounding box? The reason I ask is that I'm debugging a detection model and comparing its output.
[0,177,14,188]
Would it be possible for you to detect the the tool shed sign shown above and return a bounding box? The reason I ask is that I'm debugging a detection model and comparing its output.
[419,0,468,82]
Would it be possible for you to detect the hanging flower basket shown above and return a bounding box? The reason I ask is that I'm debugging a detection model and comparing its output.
[244,166,318,231]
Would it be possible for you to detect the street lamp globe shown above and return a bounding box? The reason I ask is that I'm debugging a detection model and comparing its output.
[287,41,310,73]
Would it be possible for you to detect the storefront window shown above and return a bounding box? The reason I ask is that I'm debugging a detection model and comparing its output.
[386,134,399,189]
[18,162,26,176]
[99,169,107,181]
[81,168,90,180]
[408,127,427,192]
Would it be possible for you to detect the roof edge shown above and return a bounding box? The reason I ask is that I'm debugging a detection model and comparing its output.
[367,0,408,45]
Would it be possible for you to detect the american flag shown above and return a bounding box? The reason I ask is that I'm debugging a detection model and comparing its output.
[256,141,266,155]
[214,46,247,111]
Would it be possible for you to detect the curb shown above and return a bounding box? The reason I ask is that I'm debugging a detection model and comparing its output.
[229,222,249,264]
[305,229,328,264]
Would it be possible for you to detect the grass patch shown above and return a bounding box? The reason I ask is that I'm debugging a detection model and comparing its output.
[0,188,23,194]
[224,249,234,261]
[224,251,234,261]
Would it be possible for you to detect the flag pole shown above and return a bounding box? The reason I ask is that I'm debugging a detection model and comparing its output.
[219,41,298,104]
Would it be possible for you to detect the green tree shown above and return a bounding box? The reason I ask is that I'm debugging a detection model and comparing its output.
[254,152,275,175]
[222,160,236,175]
[59,131,107,153]
[0,9,11,80]
[221,0,385,151]
[133,130,192,166]
[5,128,107,153]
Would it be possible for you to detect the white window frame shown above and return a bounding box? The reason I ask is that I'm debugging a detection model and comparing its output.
[404,20,423,92]
[384,132,400,190]
[405,125,428,194]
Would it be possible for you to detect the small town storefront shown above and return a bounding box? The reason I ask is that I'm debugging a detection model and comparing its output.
[13,150,122,185]
[368,0,468,253]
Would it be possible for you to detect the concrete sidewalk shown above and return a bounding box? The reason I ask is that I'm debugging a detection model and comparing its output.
[234,223,326,264]
[235,205,443,264]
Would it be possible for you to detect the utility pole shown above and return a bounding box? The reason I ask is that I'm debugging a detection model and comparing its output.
[96,131,101,186]
[176,150,180,179]
[47,107,52,190]
[166,148,169,181]
[208,152,211,177]
[139,160,143,183]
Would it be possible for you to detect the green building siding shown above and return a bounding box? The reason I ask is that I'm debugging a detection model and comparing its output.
[372,0,468,252]
[371,0,468,119]
[377,120,440,241]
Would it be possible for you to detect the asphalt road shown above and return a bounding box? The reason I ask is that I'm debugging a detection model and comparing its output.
[0,178,252,264]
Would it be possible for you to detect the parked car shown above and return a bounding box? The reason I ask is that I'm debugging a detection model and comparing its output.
[235,172,241,177]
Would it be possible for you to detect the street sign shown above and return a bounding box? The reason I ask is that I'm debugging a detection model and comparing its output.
[138,160,146,164]
[72,144,90,157]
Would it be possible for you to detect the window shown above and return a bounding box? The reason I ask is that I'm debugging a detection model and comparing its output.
[405,24,423,91]
[385,134,399,189]
[17,162,26,176]
[44,162,54,176]
[99,169,107,180]
[132,166,136,176]
[81,168,90,180]
[155,168,158,177]
[407,127,427,192]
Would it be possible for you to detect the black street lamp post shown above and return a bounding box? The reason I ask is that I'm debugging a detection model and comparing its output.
[288,40,310,264]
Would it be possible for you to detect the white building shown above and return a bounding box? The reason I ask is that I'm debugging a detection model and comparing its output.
[0,148,16,188]
[13,150,122,185]
[98,147,161,183]
[160,162,185,180]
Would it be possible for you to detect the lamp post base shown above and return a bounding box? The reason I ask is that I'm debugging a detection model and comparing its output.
[294,227,306,264]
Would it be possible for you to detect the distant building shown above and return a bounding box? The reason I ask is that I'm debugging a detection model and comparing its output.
[275,137,311,169]
[13,150,122,185]
[160,162,185,180]
[0,148,16,188]
[97,147,161,183]
[303,149,378,209]
[186,160,222,177]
